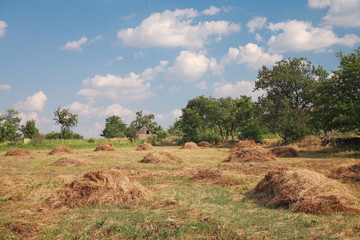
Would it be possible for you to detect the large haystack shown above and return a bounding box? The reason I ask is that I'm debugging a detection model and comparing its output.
[328,163,360,182]
[190,167,238,186]
[5,148,31,156]
[182,142,198,149]
[224,140,275,163]
[136,142,153,151]
[94,142,116,152]
[46,169,152,208]
[270,146,298,157]
[48,146,72,155]
[197,141,213,148]
[247,168,360,214]
[140,151,183,164]
[50,157,95,167]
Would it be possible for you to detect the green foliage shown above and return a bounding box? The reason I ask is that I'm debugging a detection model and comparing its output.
[277,109,310,143]
[88,138,95,143]
[155,130,168,142]
[53,107,78,140]
[0,109,22,143]
[101,115,127,138]
[125,125,137,142]
[194,128,222,144]
[46,130,83,140]
[21,120,39,139]
[167,119,183,137]
[132,111,162,132]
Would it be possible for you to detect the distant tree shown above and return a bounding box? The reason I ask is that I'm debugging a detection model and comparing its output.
[167,119,183,137]
[124,124,137,142]
[101,115,127,138]
[53,107,78,140]
[0,109,22,143]
[21,119,39,139]
[132,111,162,132]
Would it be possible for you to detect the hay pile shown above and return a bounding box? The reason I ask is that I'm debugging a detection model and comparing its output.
[140,151,183,164]
[224,140,276,163]
[94,142,116,152]
[48,146,72,155]
[5,148,31,156]
[50,157,95,167]
[47,169,152,208]
[247,168,360,214]
[197,141,213,148]
[136,143,153,151]
[182,142,198,149]
[328,163,360,182]
[190,167,238,185]
[270,146,298,157]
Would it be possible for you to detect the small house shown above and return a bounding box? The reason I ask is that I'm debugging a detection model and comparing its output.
[136,124,154,139]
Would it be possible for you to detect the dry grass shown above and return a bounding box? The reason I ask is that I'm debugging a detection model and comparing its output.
[5,147,31,156]
[197,141,213,148]
[94,142,116,151]
[135,142,153,151]
[50,157,95,167]
[140,150,183,164]
[182,142,198,149]
[48,145,72,155]
[328,163,360,182]
[270,146,298,157]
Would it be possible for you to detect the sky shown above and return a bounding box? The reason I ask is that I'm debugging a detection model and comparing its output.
[0,0,359,138]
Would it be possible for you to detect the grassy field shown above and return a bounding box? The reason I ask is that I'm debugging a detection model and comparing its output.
[0,142,359,239]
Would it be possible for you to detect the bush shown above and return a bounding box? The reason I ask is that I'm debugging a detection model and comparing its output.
[277,112,310,143]
[88,138,95,143]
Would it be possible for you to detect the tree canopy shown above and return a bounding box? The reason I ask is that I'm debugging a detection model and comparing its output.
[53,107,78,140]
[101,115,127,138]
[21,119,39,139]
[0,109,21,143]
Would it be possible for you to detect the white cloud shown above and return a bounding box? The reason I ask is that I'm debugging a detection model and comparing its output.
[309,0,360,27]
[61,36,88,52]
[108,56,124,66]
[202,6,221,15]
[18,112,53,132]
[255,33,264,42]
[155,109,182,127]
[0,84,11,90]
[117,8,240,49]
[141,60,168,81]
[247,17,267,33]
[15,91,47,112]
[267,20,360,53]
[168,86,182,92]
[213,81,264,99]
[89,35,102,44]
[0,20,7,37]
[195,81,208,90]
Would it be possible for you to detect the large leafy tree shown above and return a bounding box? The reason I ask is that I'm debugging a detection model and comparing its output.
[0,109,22,143]
[21,120,39,139]
[101,115,127,138]
[132,111,162,132]
[255,58,328,143]
[53,107,78,140]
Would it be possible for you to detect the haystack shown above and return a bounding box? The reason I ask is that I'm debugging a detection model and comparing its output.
[136,142,153,151]
[94,142,116,152]
[182,142,198,149]
[247,168,360,214]
[328,163,360,182]
[190,167,238,185]
[197,141,213,148]
[5,148,30,156]
[50,157,95,167]
[140,151,183,164]
[270,146,298,157]
[48,146,72,155]
[46,169,152,208]
[224,140,275,163]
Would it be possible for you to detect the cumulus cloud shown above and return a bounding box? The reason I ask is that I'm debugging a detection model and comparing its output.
[195,81,208,90]
[117,8,240,49]
[213,80,264,99]
[202,6,221,15]
[309,0,360,27]
[0,84,11,90]
[267,20,360,53]
[18,112,53,132]
[0,20,7,37]
[89,35,102,44]
[155,109,182,127]
[15,91,47,112]
[61,36,88,52]
[247,17,267,33]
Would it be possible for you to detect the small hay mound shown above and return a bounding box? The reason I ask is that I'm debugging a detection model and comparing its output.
[94,142,116,152]
[270,146,298,157]
[234,140,257,148]
[136,143,154,151]
[224,141,275,163]
[48,146,72,155]
[47,169,152,208]
[182,142,198,149]
[190,168,238,185]
[5,148,30,156]
[328,163,360,182]
[50,157,95,167]
[197,141,213,148]
[140,151,183,164]
[247,168,360,214]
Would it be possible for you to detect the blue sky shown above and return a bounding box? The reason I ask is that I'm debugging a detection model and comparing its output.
[0,0,359,138]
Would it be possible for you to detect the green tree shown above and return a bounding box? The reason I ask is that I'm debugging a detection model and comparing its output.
[21,120,39,139]
[125,124,137,142]
[53,107,78,140]
[101,115,127,138]
[167,119,183,137]
[0,109,22,143]
[132,111,162,132]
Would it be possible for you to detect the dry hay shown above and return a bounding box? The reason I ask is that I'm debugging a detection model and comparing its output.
[136,142,154,151]
[190,167,238,186]
[50,157,95,167]
[197,141,213,148]
[224,140,276,163]
[140,151,183,164]
[247,168,360,214]
[328,163,360,182]
[5,148,30,156]
[270,146,298,157]
[48,146,72,155]
[182,142,198,149]
[94,142,116,152]
[46,169,153,208]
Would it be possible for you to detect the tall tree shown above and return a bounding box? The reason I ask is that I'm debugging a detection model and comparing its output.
[132,111,162,131]
[21,119,39,139]
[53,107,78,140]
[0,109,22,143]
[101,115,127,138]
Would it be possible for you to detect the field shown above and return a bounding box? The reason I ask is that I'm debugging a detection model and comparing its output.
[0,141,359,239]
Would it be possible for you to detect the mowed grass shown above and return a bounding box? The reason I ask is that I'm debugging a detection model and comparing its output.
[0,145,359,239]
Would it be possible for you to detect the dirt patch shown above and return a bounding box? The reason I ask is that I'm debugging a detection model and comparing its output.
[46,169,153,208]
[270,146,298,157]
[197,141,213,148]
[5,148,31,156]
[247,167,360,214]
[328,163,360,182]
[94,142,116,152]
[140,151,183,164]
[181,142,198,149]
[136,142,154,151]
[224,140,276,163]
[48,146,72,155]
[50,157,95,167]
[190,167,238,186]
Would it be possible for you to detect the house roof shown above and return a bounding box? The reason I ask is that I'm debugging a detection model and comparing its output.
[136,125,153,133]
